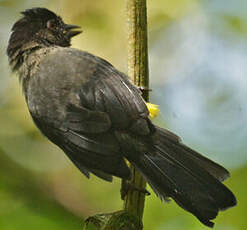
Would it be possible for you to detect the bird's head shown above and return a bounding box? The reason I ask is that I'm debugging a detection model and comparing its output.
[7,7,82,61]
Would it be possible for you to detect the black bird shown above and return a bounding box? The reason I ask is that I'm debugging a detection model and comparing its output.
[7,8,236,227]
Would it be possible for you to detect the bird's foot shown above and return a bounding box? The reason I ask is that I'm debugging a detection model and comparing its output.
[137,86,152,94]
[121,180,150,200]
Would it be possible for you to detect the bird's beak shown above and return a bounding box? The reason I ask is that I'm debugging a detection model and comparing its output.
[65,24,82,38]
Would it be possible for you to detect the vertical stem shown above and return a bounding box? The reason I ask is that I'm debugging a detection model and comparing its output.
[126,0,149,101]
[123,0,149,229]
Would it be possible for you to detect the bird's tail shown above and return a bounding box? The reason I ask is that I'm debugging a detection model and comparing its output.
[131,126,237,227]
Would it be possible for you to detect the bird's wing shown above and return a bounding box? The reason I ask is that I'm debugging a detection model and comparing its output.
[52,48,153,136]
[28,48,152,180]
[76,50,150,129]
[60,50,155,178]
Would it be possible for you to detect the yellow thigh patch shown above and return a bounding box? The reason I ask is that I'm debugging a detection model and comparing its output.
[146,103,160,119]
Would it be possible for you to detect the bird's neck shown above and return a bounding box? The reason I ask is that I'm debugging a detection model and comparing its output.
[8,41,42,73]
[8,42,55,88]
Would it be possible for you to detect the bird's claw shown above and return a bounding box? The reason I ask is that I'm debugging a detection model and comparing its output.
[137,86,152,93]
[121,180,151,200]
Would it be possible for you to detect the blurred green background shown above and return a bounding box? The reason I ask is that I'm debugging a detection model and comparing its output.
[0,0,246,229]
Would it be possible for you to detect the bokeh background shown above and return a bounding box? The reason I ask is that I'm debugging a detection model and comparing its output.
[0,0,246,229]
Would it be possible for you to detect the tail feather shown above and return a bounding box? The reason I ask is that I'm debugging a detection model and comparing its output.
[155,126,230,182]
[133,128,236,227]
[154,128,236,210]
[135,153,217,227]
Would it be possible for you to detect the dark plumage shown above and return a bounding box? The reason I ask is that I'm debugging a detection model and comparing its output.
[7,8,236,227]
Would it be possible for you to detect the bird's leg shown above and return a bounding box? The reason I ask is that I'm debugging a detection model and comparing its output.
[121,179,150,200]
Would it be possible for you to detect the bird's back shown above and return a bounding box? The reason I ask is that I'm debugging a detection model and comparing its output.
[25,47,149,130]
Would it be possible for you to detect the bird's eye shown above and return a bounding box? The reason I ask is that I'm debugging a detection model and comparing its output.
[47,20,57,30]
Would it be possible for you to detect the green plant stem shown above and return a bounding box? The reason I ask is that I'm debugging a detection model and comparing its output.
[123,0,149,229]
